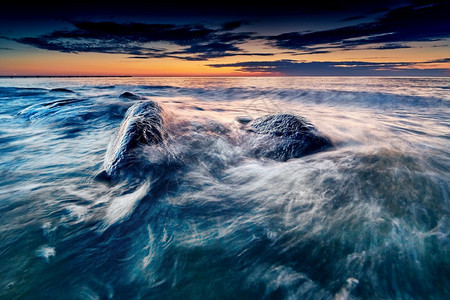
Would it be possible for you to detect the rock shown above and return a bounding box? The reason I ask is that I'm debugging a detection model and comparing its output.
[119,92,144,100]
[246,113,333,161]
[236,116,253,125]
[102,101,166,178]
[49,88,75,93]
[42,98,84,108]
[18,98,85,120]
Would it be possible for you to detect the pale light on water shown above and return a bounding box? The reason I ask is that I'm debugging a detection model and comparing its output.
[0,77,449,299]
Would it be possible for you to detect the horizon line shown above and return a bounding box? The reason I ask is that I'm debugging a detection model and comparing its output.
[1,75,449,78]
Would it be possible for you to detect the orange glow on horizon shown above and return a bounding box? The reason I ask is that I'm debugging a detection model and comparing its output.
[1,42,449,77]
[0,49,274,76]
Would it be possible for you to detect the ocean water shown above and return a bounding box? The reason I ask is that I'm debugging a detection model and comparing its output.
[0,77,448,299]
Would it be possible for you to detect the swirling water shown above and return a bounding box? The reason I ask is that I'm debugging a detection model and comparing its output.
[0,77,449,299]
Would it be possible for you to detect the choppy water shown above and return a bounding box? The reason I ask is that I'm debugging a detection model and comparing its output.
[0,77,449,299]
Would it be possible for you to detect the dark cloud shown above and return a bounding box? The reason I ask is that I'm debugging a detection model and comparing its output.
[267,1,450,53]
[368,7,390,14]
[221,21,248,31]
[166,42,273,61]
[69,22,215,45]
[208,59,449,76]
[15,21,215,50]
[287,42,412,55]
[175,42,241,54]
[3,1,448,66]
[15,35,166,57]
[12,21,267,61]
[291,50,332,56]
[369,43,411,50]
[213,32,254,43]
[425,58,450,63]
[341,15,367,22]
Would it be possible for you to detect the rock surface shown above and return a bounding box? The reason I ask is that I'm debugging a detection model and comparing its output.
[246,113,333,161]
[100,110,334,180]
[119,92,144,100]
[102,101,166,178]
[42,98,84,108]
[236,116,253,125]
[49,88,75,93]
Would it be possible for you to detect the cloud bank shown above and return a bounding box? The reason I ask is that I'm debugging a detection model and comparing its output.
[12,21,273,61]
[8,2,449,61]
[266,1,450,54]
[208,59,450,76]
[1,1,448,75]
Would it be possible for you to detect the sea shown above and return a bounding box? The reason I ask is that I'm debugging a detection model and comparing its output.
[0,77,449,299]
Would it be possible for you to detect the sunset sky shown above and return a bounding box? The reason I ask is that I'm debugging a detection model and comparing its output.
[0,1,449,76]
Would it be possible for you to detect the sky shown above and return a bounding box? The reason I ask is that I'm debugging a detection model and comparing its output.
[0,1,449,76]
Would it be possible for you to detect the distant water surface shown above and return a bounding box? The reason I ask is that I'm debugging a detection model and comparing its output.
[0,77,449,299]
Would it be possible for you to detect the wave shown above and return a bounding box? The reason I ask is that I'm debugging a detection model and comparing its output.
[0,77,449,299]
[103,181,151,227]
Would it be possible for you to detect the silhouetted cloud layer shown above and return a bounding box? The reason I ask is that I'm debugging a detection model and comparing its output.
[266,2,450,53]
[14,21,264,61]
[208,59,450,76]
[4,0,449,74]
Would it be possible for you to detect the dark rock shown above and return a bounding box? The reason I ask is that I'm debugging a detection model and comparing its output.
[119,92,145,100]
[93,170,112,183]
[42,98,84,108]
[102,101,166,178]
[247,113,333,161]
[236,116,253,125]
[49,88,75,93]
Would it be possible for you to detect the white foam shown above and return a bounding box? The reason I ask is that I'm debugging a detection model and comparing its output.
[142,225,156,269]
[65,205,88,223]
[334,277,359,300]
[104,181,151,226]
[36,245,56,262]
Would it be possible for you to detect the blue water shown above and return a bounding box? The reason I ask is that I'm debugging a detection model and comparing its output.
[0,77,449,299]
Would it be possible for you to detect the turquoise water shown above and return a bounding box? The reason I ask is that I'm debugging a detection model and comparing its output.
[0,77,449,299]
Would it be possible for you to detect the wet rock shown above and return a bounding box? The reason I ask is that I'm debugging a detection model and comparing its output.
[119,92,145,100]
[102,101,166,178]
[246,113,333,161]
[18,98,85,120]
[236,116,253,125]
[49,88,75,93]
[42,98,84,108]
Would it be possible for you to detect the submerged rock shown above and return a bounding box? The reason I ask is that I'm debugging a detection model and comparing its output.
[236,116,253,125]
[18,98,85,120]
[49,88,75,93]
[246,113,333,161]
[42,98,84,108]
[119,92,145,100]
[102,101,166,179]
